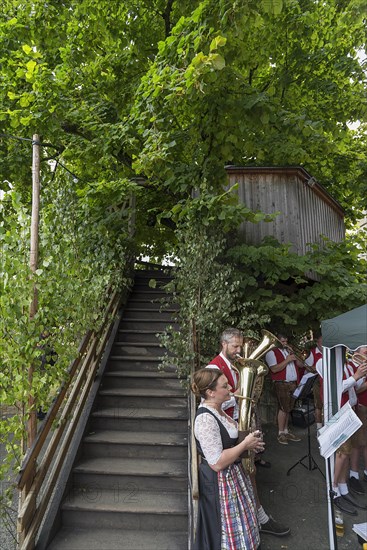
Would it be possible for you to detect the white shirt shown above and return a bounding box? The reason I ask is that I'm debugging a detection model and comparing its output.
[265,348,297,382]
[194,405,238,465]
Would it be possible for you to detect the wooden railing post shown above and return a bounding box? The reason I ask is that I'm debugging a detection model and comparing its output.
[17,134,41,549]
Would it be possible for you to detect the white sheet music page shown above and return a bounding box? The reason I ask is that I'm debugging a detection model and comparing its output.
[317,402,362,459]
[353,522,367,542]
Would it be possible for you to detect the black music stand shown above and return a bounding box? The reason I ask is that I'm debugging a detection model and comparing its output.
[287,374,325,478]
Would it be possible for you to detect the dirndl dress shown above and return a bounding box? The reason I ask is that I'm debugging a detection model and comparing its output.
[193,407,260,550]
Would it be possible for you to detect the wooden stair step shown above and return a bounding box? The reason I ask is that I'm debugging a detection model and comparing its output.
[47,527,187,550]
[98,388,185,397]
[83,429,187,446]
[73,457,187,478]
[62,488,187,514]
[104,370,178,379]
[91,407,188,420]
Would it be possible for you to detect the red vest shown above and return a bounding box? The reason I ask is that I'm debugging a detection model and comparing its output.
[310,347,323,365]
[358,387,367,407]
[310,347,323,402]
[269,347,301,383]
[207,355,238,418]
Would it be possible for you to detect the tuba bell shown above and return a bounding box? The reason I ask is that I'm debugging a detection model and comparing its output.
[234,330,280,473]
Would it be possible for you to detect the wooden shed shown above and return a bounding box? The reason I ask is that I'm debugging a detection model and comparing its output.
[225,166,345,262]
[225,166,346,423]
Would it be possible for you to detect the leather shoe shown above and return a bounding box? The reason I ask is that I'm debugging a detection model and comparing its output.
[341,492,367,510]
[334,496,357,516]
[349,476,365,495]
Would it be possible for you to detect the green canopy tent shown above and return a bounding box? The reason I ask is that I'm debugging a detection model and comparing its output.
[321,304,367,550]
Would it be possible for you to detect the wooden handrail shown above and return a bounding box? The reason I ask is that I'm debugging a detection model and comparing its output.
[190,391,199,500]
[17,289,121,549]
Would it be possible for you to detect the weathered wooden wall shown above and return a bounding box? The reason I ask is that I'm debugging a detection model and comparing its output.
[226,166,345,256]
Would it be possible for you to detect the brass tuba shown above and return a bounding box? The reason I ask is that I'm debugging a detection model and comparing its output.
[234,330,280,473]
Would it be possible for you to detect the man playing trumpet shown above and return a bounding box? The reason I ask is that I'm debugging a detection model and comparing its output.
[265,333,303,445]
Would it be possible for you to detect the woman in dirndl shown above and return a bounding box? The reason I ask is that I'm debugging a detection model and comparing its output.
[191,368,264,550]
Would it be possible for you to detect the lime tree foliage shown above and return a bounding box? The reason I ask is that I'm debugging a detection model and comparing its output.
[0,0,366,473]
[0,0,366,218]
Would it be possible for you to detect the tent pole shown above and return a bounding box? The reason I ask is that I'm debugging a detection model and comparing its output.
[326,456,338,550]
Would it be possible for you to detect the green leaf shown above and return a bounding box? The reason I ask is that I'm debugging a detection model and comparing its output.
[210,53,225,71]
[22,44,33,54]
[209,35,227,52]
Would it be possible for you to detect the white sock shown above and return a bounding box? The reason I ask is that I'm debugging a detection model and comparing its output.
[333,486,341,498]
[364,469,367,477]
[350,471,359,479]
[339,483,348,496]
[316,423,322,429]
[283,428,289,434]
[257,505,269,525]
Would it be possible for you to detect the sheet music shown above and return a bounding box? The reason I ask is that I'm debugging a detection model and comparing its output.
[317,402,362,459]
[293,372,318,398]
[353,522,367,542]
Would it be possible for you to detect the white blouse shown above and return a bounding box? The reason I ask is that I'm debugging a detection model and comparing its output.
[194,405,238,465]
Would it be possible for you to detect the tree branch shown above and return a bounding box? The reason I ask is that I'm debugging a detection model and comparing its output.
[162,0,175,38]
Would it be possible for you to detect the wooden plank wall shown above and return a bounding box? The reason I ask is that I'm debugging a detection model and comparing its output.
[227,168,345,256]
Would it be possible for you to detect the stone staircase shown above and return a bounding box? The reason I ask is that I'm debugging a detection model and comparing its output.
[46,267,188,550]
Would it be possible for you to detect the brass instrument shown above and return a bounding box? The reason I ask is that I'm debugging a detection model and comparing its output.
[233,330,280,473]
[353,352,367,365]
[285,343,314,373]
[347,351,367,366]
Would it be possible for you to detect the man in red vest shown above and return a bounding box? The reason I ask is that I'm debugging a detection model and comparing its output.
[265,333,302,445]
[206,328,290,537]
[348,347,367,497]
[305,333,323,431]
[206,327,241,420]
[332,354,367,515]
